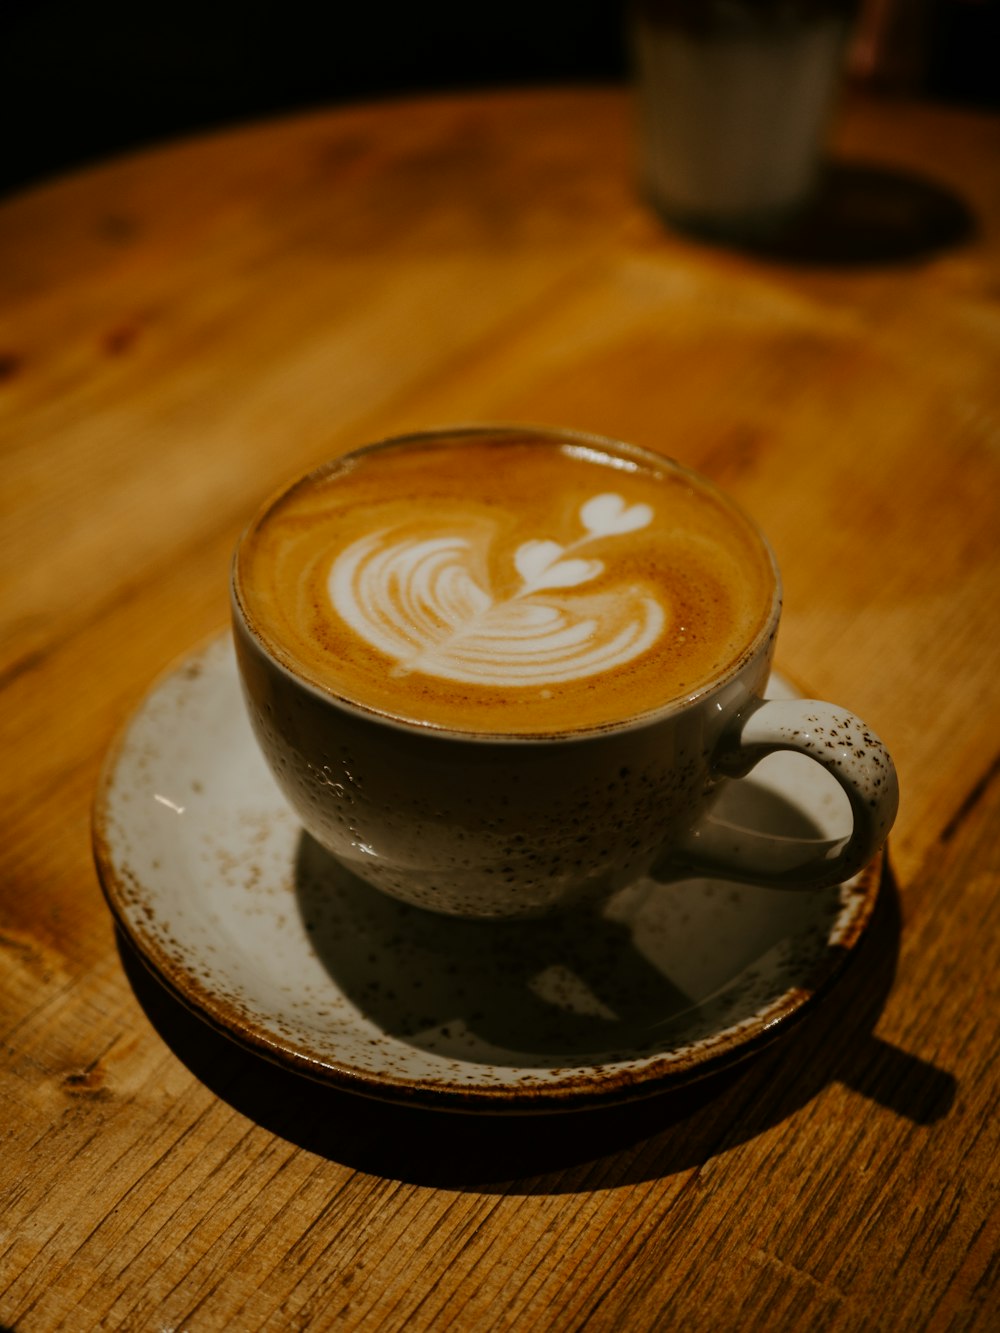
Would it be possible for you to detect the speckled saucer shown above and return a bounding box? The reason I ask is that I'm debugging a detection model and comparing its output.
[93,634,881,1112]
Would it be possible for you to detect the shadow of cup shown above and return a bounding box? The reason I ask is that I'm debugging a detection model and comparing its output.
[292,779,843,1069]
[734,159,976,265]
[116,777,955,1191]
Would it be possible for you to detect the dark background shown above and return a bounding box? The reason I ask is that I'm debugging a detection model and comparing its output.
[1,0,997,200]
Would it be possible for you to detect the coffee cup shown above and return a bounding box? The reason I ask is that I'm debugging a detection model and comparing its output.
[231,425,897,918]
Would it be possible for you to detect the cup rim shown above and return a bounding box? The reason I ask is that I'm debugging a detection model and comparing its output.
[231,423,783,745]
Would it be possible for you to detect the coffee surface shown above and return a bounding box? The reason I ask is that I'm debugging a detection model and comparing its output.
[236,431,775,734]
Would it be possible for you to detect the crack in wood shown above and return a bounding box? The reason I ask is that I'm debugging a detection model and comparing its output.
[939,749,1000,845]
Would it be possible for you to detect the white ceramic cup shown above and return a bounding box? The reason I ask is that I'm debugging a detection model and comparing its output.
[231,429,897,918]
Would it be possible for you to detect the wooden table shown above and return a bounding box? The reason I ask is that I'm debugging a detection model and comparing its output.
[2,87,998,1331]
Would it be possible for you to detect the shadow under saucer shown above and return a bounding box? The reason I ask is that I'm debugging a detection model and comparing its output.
[98,638,956,1186]
[116,853,956,1193]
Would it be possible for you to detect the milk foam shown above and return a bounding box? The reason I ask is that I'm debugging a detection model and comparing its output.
[328,493,666,687]
[236,432,776,734]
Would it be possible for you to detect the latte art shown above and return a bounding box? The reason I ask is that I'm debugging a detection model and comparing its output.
[235,430,776,734]
[329,494,666,687]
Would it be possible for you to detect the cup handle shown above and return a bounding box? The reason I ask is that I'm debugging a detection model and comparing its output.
[661,699,899,888]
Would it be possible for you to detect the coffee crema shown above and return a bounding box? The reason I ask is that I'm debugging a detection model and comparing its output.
[235,430,776,734]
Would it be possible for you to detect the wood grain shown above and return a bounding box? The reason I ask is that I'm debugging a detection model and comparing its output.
[1,88,999,1331]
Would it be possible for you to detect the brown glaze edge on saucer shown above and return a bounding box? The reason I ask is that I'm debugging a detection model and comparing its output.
[91,632,883,1115]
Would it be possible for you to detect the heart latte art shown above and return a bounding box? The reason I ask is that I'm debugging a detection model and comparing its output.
[329,493,665,687]
[236,431,775,734]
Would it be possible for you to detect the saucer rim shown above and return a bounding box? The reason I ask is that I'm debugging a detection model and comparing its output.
[92,632,883,1114]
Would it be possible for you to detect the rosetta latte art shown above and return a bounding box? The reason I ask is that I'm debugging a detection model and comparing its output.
[327,493,667,687]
